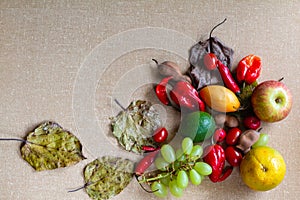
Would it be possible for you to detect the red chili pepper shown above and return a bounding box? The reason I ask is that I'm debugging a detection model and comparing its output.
[155,76,172,105]
[204,53,240,94]
[216,60,241,94]
[203,144,233,182]
[169,81,205,111]
[135,149,160,176]
[236,54,262,84]
[142,146,158,152]
[218,166,233,182]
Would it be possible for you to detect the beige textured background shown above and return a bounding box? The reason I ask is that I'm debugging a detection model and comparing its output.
[1,1,300,200]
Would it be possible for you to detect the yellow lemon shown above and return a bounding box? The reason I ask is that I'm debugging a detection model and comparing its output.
[240,146,286,191]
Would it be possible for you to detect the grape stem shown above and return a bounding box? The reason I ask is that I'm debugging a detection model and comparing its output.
[138,157,201,184]
[135,175,158,193]
[138,171,171,184]
[137,170,174,183]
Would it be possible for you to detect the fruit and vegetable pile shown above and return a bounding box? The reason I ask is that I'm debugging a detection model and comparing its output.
[0,19,293,200]
[132,19,293,198]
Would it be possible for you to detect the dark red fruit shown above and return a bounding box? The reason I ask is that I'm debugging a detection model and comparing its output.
[225,146,243,167]
[203,53,218,70]
[152,127,168,143]
[243,115,261,130]
[225,127,242,146]
[213,128,227,143]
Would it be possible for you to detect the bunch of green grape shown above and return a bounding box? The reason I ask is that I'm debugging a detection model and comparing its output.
[150,137,212,198]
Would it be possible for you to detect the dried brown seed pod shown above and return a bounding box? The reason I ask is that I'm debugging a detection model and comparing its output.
[236,130,260,153]
[157,61,182,77]
[154,60,191,83]
[214,113,227,125]
[224,115,239,127]
[214,114,239,128]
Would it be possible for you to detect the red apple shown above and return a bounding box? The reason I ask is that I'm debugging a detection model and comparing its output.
[251,80,292,122]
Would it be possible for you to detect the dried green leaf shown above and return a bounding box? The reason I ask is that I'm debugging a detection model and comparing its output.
[20,121,85,171]
[110,100,161,154]
[240,81,258,101]
[84,157,134,200]
[235,81,259,119]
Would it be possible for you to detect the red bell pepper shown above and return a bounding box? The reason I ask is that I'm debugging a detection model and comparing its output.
[236,55,262,84]
[169,81,205,111]
[203,144,233,182]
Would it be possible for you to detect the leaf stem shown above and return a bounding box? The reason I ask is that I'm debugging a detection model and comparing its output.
[114,99,126,111]
[0,138,30,144]
[68,182,91,193]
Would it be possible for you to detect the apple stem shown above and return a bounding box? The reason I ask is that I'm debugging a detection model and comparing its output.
[278,77,284,82]
[275,98,282,104]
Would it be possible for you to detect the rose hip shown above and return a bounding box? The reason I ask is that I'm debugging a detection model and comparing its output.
[243,115,261,130]
[225,146,243,167]
[226,127,242,146]
[213,128,227,143]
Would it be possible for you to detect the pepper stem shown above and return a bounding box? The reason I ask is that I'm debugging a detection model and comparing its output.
[209,18,227,52]
[209,18,227,39]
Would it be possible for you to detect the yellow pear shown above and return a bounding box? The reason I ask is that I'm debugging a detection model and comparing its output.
[240,146,286,191]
